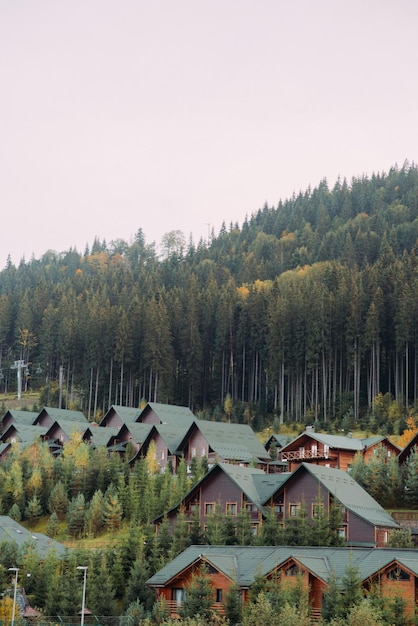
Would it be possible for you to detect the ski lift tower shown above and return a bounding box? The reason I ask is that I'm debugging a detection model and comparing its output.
[11,360,27,400]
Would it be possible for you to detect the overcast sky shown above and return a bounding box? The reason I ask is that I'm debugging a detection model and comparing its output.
[1,0,417,269]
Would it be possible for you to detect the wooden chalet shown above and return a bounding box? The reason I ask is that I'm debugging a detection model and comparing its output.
[154,463,286,535]
[280,430,400,471]
[137,402,195,427]
[41,419,89,455]
[1,409,38,435]
[0,424,48,459]
[147,545,418,621]
[267,462,399,547]
[154,462,399,546]
[98,404,142,428]
[33,407,88,428]
[176,419,271,471]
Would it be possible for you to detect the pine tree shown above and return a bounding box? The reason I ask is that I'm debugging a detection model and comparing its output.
[179,565,215,621]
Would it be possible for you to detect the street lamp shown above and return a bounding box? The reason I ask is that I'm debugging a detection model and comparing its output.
[8,567,19,626]
[76,566,88,626]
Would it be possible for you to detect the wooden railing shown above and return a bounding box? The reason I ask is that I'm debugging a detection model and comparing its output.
[165,600,225,617]
[281,449,331,461]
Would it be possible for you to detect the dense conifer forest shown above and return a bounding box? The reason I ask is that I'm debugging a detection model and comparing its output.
[1,162,418,429]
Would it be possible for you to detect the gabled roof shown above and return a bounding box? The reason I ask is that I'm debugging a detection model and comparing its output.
[147,545,418,590]
[265,434,293,449]
[43,420,90,439]
[139,402,195,426]
[118,422,153,443]
[180,419,270,462]
[1,424,47,444]
[98,404,142,426]
[0,515,68,558]
[286,463,399,529]
[154,462,287,523]
[35,407,88,424]
[398,433,418,464]
[83,426,120,447]
[281,431,400,453]
[1,409,38,426]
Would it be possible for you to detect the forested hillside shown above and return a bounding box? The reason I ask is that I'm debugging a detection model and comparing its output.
[1,162,418,429]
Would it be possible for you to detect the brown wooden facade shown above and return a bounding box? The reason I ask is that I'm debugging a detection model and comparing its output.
[147,546,418,621]
[280,431,400,472]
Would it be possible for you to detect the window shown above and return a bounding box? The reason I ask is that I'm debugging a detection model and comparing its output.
[338,527,346,539]
[324,444,329,458]
[311,443,317,455]
[245,502,255,512]
[205,502,215,515]
[191,447,197,457]
[190,501,200,513]
[386,567,410,581]
[171,588,185,606]
[201,447,206,456]
[299,446,305,458]
[285,564,301,577]
[160,449,165,460]
[274,503,284,515]
[312,503,324,518]
[216,589,223,603]
[289,503,300,517]
[226,502,237,515]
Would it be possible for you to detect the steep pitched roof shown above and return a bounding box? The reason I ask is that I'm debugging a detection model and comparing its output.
[99,404,142,426]
[154,463,286,523]
[84,426,120,447]
[1,409,38,426]
[291,463,400,529]
[35,407,88,424]
[1,424,47,444]
[43,420,90,439]
[192,420,270,461]
[139,402,195,426]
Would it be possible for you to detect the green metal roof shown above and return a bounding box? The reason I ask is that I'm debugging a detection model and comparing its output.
[121,422,153,443]
[107,405,142,422]
[296,463,400,529]
[39,407,88,422]
[141,402,195,426]
[0,515,68,559]
[194,420,269,460]
[283,431,396,452]
[2,424,47,443]
[2,410,38,424]
[147,545,418,589]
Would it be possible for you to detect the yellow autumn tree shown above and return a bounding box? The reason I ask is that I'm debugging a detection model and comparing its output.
[397,415,418,448]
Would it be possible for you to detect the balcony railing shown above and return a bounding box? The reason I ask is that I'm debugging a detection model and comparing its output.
[281,449,332,462]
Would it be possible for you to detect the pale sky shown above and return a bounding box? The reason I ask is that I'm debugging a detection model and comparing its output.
[1,0,417,269]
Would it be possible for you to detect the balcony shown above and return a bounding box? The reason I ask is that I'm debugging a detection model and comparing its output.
[281,448,333,462]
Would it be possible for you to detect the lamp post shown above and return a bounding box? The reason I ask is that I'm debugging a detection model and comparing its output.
[8,567,19,626]
[76,566,88,626]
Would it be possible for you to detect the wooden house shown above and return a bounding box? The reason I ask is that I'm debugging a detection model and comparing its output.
[98,404,142,428]
[147,545,418,620]
[1,410,38,435]
[137,402,195,427]
[33,407,88,429]
[175,419,271,471]
[41,419,89,455]
[154,463,286,535]
[155,462,399,546]
[280,430,400,471]
[267,462,399,547]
